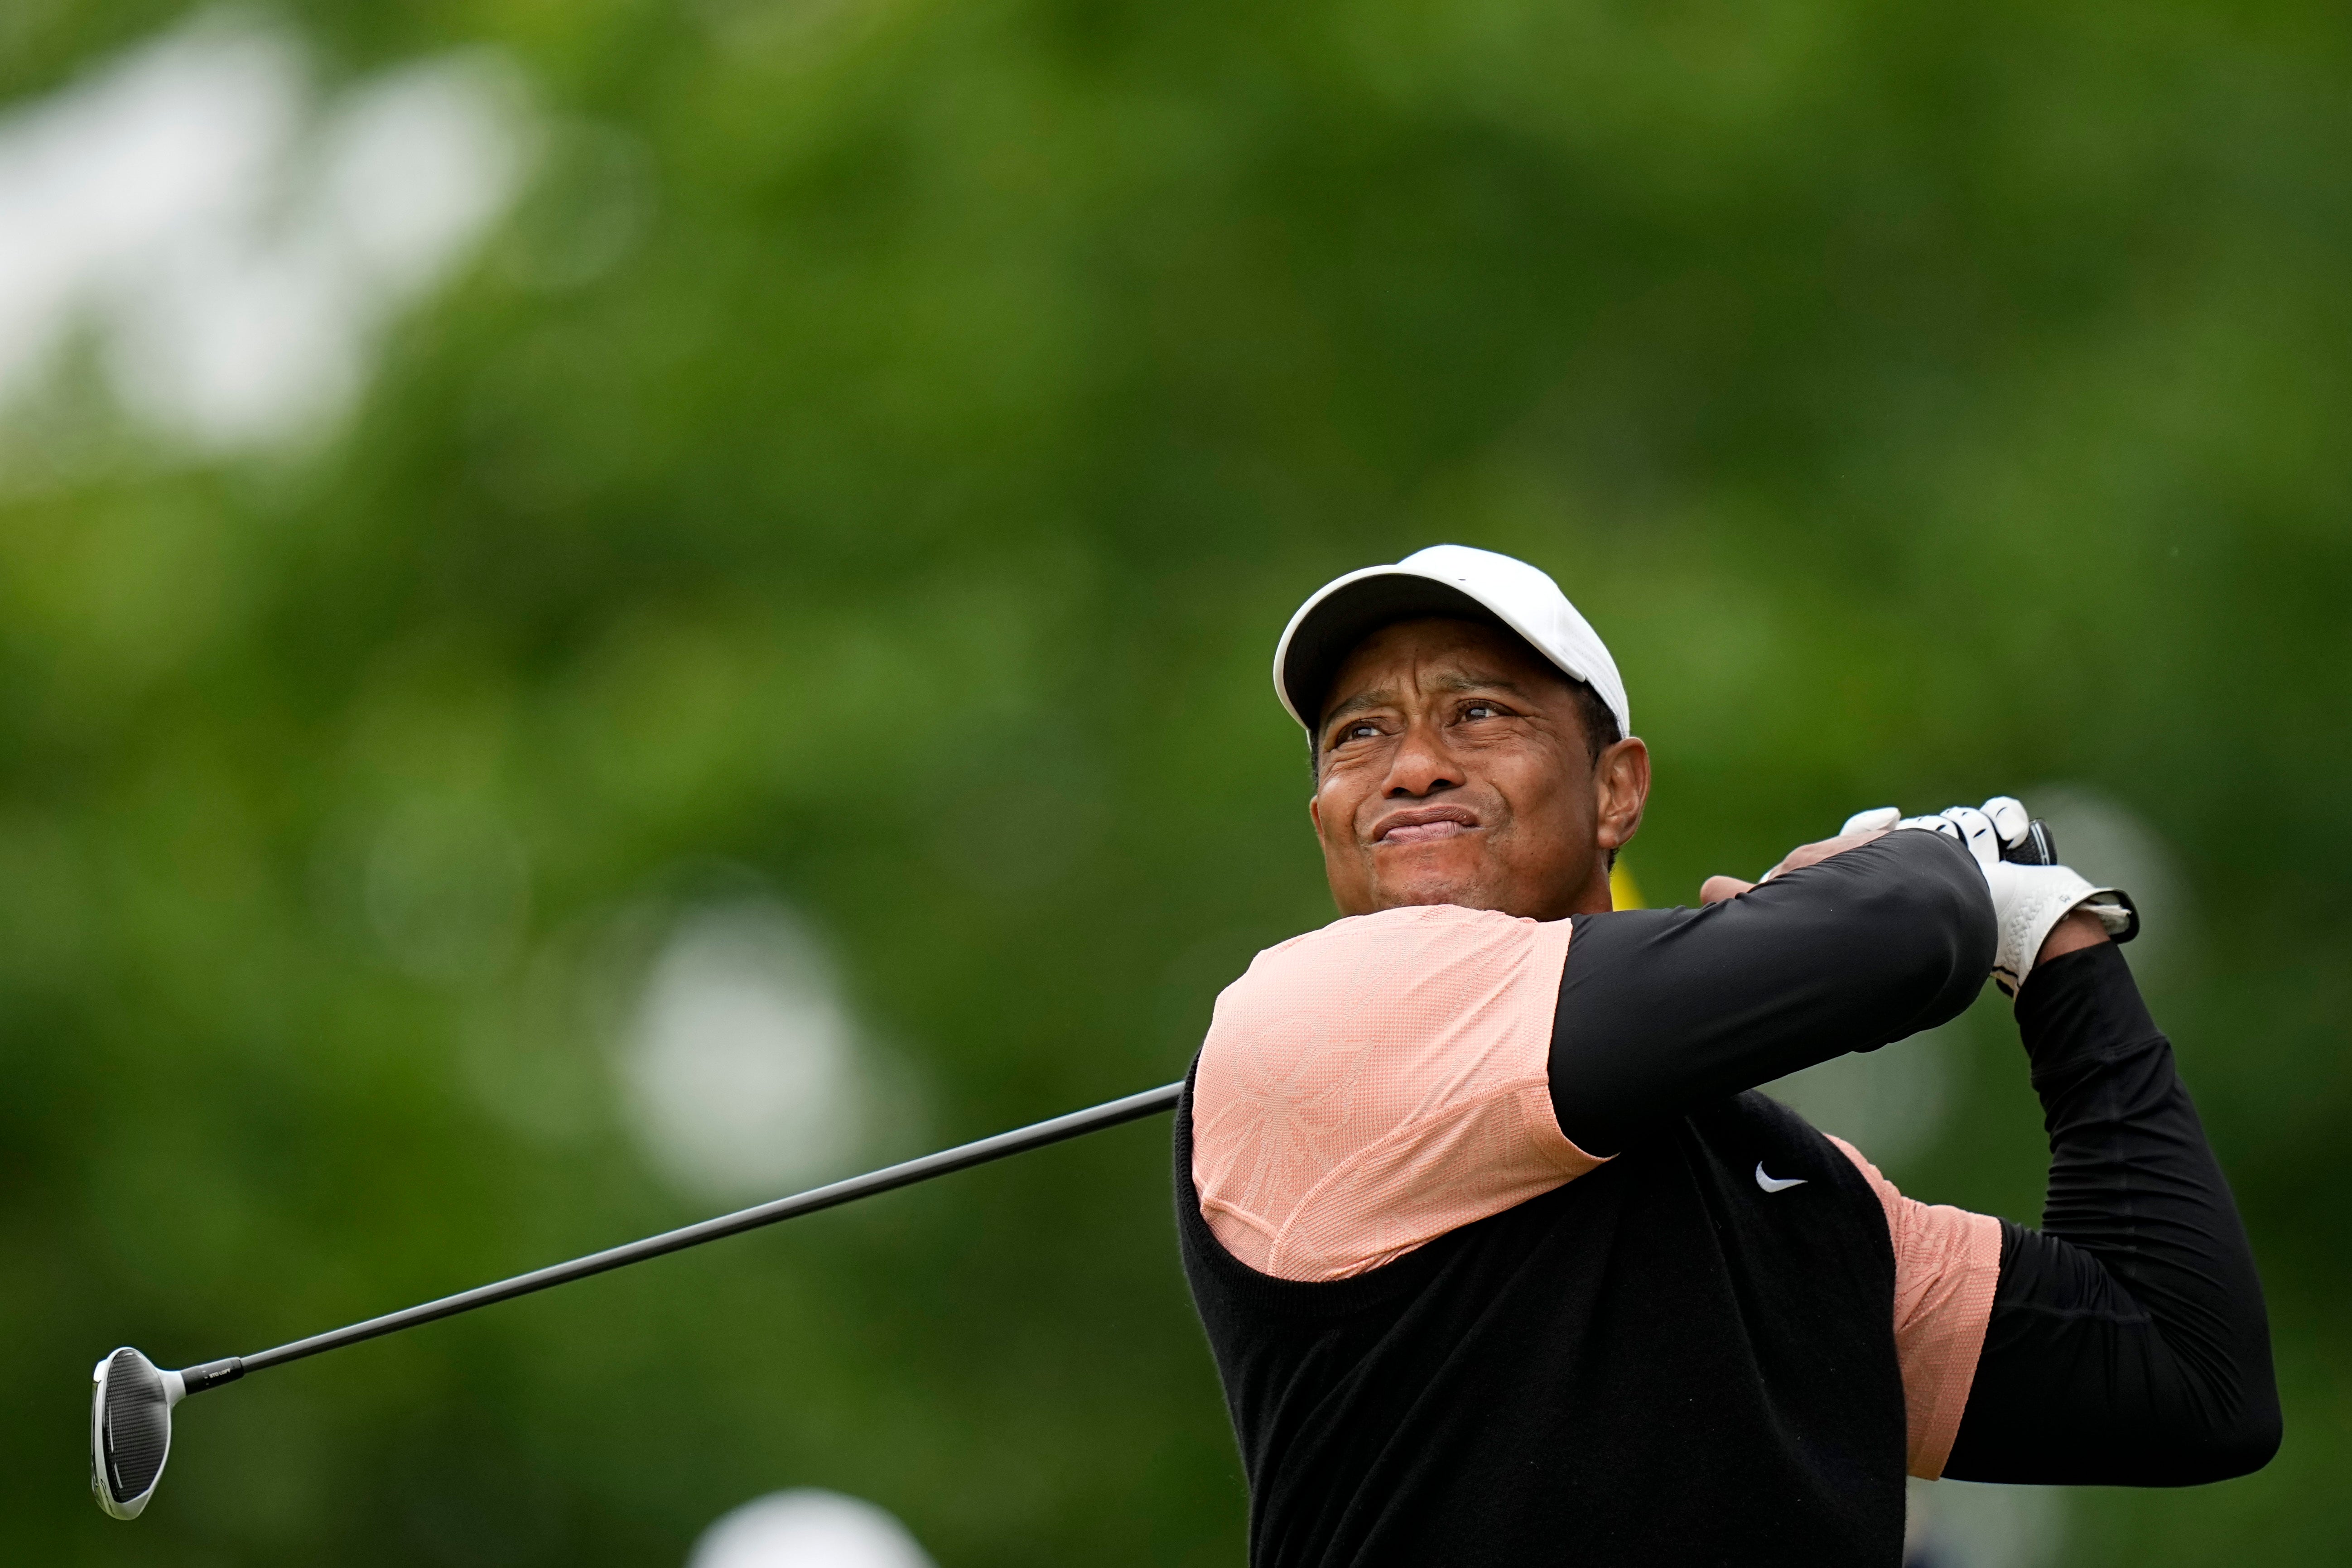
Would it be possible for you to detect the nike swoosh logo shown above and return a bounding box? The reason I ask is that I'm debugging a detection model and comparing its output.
[1754,1163,1807,1193]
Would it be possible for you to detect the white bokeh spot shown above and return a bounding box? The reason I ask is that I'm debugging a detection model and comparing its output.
[622,900,868,1202]
[0,11,529,455]
[2020,784,2186,981]
[689,1490,935,1568]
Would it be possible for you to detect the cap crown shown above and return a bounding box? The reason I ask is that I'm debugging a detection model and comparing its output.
[1274,544,1629,740]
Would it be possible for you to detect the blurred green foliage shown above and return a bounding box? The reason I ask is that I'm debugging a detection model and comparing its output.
[4,0,2347,1562]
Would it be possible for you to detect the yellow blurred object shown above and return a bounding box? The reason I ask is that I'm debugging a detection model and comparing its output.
[1610,860,1644,911]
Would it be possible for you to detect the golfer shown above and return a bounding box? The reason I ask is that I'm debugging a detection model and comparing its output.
[1174,546,2278,1565]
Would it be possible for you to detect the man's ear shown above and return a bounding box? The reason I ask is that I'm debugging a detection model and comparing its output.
[1308,791,1323,834]
[1593,737,1650,853]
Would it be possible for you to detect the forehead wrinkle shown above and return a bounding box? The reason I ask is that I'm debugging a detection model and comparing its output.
[1319,686,1398,734]
[1427,669,1545,699]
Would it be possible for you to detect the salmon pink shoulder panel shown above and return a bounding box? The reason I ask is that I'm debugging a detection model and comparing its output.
[1190,904,1602,1284]
[1827,1135,2003,1479]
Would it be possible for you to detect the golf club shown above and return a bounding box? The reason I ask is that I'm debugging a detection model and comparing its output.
[91,1078,1182,1520]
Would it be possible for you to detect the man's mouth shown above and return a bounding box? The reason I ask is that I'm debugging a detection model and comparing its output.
[1374,807,1480,845]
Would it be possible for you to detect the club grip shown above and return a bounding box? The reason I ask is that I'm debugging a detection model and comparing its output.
[2001,819,2058,866]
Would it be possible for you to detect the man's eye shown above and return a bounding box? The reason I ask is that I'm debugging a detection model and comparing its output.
[1460,702,1503,721]
[1341,721,1381,741]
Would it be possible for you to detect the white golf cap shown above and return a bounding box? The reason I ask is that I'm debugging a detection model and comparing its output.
[1272,544,1630,738]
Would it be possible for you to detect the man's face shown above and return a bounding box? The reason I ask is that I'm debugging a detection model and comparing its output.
[1307,617,1648,922]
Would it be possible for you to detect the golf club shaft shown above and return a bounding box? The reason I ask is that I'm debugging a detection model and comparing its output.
[194,1082,1182,1389]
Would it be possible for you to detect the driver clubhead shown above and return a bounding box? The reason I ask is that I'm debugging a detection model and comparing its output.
[92,1347,183,1520]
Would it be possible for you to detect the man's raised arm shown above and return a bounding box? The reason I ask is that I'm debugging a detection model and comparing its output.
[1942,940,2281,1483]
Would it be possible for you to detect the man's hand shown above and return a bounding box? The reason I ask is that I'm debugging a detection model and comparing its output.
[1885,798,2138,992]
[1701,796,2138,994]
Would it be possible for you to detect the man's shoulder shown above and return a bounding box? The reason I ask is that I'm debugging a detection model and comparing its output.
[1191,901,1586,1280]
[1210,903,1579,1058]
[1235,902,1552,979]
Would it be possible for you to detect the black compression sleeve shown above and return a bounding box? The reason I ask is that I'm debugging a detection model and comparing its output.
[1942,943,2280,1484]
[1549,829,1993,1154]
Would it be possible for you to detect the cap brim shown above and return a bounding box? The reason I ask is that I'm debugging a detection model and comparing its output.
[1277,569,1511,733]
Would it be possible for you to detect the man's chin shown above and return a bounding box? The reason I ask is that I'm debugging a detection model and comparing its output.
[1364,864,1514,917]
[1333,836,1586,922]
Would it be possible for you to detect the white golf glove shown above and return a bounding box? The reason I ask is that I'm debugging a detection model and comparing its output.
[1840,797,2137,996]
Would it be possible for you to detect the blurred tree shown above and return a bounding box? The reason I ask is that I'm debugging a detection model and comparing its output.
[1,0,2345,1563]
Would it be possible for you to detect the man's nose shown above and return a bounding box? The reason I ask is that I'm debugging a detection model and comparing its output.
[1383,719,1460,798]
